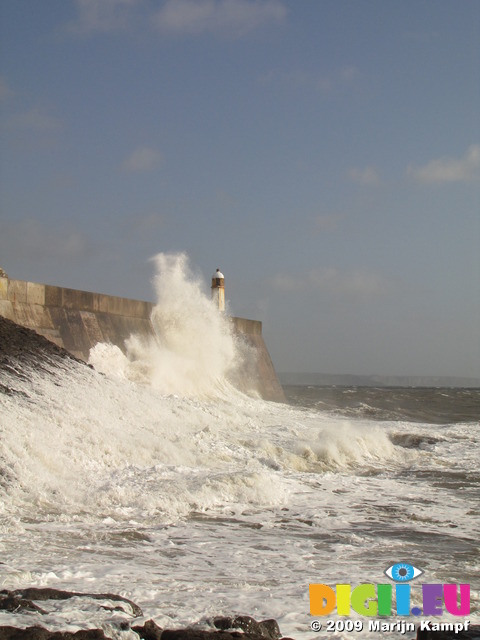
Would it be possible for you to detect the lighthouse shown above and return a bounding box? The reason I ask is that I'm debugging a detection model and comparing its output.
[211,268,225,311]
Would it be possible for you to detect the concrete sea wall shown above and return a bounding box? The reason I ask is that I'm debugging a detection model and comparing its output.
[0,276,285,402]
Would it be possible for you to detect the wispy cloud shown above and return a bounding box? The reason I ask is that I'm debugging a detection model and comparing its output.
[270,273,298,292]
[0,76,15,102]
[122,146,164,172]
[271,267,387,297]
[341,66,360,82]
[260,65,359,94]
[67,0,140,34]
[348,166,380,186]
[123,211,167,238]
[153,0,287,37]
[7,106,63,133]
[403,30,440,43]
[260,69,331,92]
[0,219,90,261]
[407,145,480,184]
[313,213,342,232]
[65,0,286,38]
[309,267,387,296]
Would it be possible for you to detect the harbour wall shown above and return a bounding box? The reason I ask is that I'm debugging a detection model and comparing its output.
[0,276,285,402]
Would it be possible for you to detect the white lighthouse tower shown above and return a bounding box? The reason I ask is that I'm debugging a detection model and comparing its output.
[211,268,225,311]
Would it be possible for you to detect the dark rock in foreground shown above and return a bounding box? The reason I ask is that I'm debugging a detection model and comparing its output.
[0,316,79,365]
[0,315,86,398]
[0,588,142,618]
[1,588,478,640]
[213,616,281,639]
[0,628,110,639]
[0,619,288,640]
[0,589,291,640]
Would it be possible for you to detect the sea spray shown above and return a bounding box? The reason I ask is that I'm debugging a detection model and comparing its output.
[0,352,292,520]
[89,252,246,397]
[2,319,477,638]
[0,348,400,523]
[1,253,404,526]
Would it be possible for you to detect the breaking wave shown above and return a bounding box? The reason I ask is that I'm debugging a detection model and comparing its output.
[89,252,243,398]
[2,255,476,638]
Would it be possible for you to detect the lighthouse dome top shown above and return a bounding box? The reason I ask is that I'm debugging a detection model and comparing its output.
[213,268,224,279]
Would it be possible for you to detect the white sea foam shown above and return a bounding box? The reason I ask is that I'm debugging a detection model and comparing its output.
[1,254,477,638]
[1,353,419,636]
[1,348,400,524]
[89,252,242,398]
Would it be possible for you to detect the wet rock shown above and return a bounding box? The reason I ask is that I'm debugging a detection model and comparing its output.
[132,619,163,640]
[213,616,281,639]
[162,631,252,640]
[0,628,109,639]
[0,595,46,615]
[0,588,292,640]
[0,317,78,365]
[0,588,142,618]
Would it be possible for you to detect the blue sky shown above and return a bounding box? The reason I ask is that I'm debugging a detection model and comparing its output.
[1,0,479,378]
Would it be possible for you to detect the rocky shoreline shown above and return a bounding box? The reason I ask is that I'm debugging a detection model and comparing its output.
[1,589,479,640]
[0,315,82,369]
[0,588,287,640]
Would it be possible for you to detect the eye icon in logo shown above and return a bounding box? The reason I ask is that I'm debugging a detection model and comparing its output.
[384,563,423,582]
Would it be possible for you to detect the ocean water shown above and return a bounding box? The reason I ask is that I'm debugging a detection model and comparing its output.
[0,254,479,639]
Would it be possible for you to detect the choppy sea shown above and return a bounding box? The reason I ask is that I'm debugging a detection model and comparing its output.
[0,255,479,638]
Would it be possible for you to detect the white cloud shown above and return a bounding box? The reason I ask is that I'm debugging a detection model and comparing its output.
[122,146,164,172]
[348,166,380,186]
[66,0,286,38]
[260,65,360,94]
[68,0,139,34]
[314,213,342,232]
[0,219,89,260]
[407,145,480,184]
[7,107,63,132]
[271,267,387,297]
[403,30,440,43]
[309,267,387,296]
[153,0,287,37]
[0,76,15,102]
[270,273,298,292]
[260,69,331,92]
[341,66,360,82]
[124,212,167,237]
